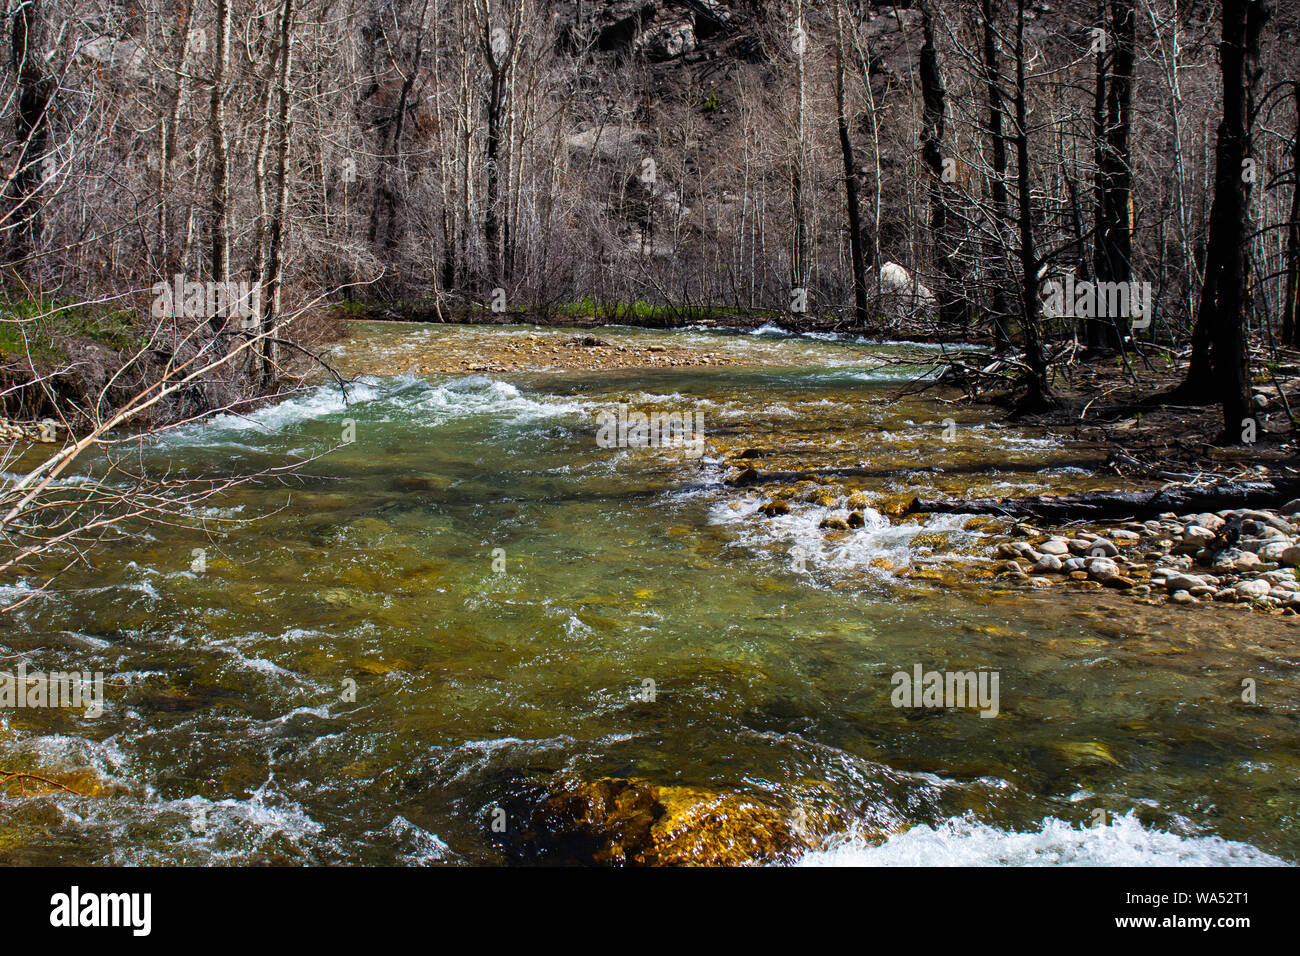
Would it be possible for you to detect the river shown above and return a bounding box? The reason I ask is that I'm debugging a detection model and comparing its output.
[1,322,1294,865]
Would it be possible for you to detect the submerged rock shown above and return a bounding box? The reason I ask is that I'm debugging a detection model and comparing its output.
[500,775,855,866]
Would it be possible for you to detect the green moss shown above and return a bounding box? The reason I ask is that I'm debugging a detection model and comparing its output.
[0,295,140,362]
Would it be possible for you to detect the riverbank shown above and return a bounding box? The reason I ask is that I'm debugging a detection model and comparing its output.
[0,298,344,434]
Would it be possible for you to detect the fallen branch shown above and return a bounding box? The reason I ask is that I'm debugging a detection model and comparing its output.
[904,478,1300,522]
[0,768,86,796]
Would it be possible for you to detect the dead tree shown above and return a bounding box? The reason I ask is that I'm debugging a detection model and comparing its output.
[1174,0,1272,441]
[208,0,232,327]
[918,0,966,327]
[1090,0,1136,353]
[833,0,869,329]
[7,0,52,270]
[1282,81,1300,347]
[261,0,297,385]
[1012,0,1052,408]
[905,476,1300,521]
[981,0,1013,348]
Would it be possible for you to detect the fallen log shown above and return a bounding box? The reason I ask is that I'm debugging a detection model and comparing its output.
[904,478,1300,522]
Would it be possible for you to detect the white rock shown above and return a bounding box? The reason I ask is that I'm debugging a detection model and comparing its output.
[1086,557,1119,582]
[1085,538,1118,557]
[1189,514,1225,532]
[1234,552,1262,572]
[878,262,936,308]
[1235,579,1270,601]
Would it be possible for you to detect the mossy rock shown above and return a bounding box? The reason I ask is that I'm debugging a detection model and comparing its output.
[806,490,840,508]
[909,532,950,551]
[879,496,913,517]
[505,774,855,866]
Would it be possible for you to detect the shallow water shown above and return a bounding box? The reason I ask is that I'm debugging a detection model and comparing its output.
[1,322,1295,865]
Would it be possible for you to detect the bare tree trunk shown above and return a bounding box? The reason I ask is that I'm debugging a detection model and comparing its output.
[159,1,194,274]
[982,0,1012,349]
[833,0,868,330]
[261,0,296,386]
[918,0,965,327]
[789,0,809,297]
[1282,81,1300,347]
[483,13,506,283]
[1177,0,1271,440]
[208,0,232,327]
[1091,0,1135,353]
[369,2,428,277]
[8,0,52,272]
[1013,0,1051,408]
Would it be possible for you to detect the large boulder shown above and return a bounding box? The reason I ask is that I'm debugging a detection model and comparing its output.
[878,262,936,310]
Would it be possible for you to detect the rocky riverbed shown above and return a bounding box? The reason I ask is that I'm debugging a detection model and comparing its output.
[987,504,1300,613]
[755,474,1300,615]
[0,418,61,443]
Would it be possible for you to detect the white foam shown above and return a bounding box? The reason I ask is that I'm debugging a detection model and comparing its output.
[381,815,452,865]
[796,813,1289,867]
[711,495,973,578]
[160,375,592,445]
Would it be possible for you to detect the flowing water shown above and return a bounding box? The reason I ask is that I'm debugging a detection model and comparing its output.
[1,322,1296,865]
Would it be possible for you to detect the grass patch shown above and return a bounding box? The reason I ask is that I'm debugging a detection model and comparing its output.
[0,295,140,363]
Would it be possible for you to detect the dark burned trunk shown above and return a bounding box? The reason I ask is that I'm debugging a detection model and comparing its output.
[9,0,53,270]
[833,0,868,330]
[369,42,423,264]
[1013,0,1052,408]
[1090,0,1135,353]
[918,0,965,328]
[1178,0,1270,439]
[484,53,506,283]
[1283,81,1300,348]
[905,478,1300,522]
[981,0,1012,349]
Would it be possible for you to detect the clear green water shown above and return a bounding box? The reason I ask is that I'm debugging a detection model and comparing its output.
[1,323,1295,865]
